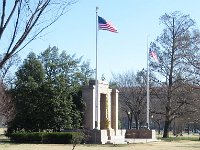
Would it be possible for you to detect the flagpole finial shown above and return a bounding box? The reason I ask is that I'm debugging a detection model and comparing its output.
[96,6,99,12]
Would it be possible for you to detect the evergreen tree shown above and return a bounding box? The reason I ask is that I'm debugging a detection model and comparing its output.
[8,52,46,132]
[39,46,92,129]
[8,47,94,133]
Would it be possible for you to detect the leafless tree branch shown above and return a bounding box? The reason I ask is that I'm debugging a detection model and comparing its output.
[0,0,77,69]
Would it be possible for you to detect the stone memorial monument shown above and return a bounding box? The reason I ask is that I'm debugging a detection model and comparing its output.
[82,80,126,144]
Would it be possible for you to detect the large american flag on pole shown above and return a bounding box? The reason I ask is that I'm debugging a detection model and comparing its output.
[98,16,118,33]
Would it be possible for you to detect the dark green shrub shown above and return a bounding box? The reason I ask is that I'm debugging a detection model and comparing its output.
[7,132,84,144]
[43,132,74,144]
[9,132,42,143]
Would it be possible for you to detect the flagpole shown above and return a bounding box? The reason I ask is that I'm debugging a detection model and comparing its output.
[95,6,99,129]
[146,35,150,129]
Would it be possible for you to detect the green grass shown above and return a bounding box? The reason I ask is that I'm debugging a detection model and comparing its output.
[157,133,200,141]
[160,136,199,141]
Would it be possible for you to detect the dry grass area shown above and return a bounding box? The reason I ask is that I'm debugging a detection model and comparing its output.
[0,128,6,134]
[0,141,200,150]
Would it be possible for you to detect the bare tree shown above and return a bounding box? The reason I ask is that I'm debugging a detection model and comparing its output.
[0,82,15,125]
[150,11,200,138]
[0,54,21,88]
[0,0,77,69]
[111,70,147,129]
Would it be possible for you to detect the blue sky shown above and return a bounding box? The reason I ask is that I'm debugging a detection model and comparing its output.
[21,0,200,80]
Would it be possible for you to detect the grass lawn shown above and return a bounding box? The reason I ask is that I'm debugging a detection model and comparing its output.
[0,128,9,142]
[0,128,6,134]
[0,128,200,150]
[157,132,200,141]
[0,141,200,150]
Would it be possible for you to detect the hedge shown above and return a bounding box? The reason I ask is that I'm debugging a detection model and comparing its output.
[7,132,84,144]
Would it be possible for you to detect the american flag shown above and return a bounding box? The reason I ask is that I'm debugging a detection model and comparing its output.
[98,16,118,33]
[149,48,159,62]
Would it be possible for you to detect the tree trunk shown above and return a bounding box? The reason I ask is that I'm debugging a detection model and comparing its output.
[158,124,161,135]
[130,114,133,129]
[127,113,133,129]
[163,118,171,138]
[156,121,161,134]
[134,115,139,130]
[162,17,174,139]
[135,119,139,130]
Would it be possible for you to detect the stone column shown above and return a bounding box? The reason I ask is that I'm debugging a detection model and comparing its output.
[82,85,96,129]
[107,89,112,129]
[111,89,119,135]
[97,89,100,130]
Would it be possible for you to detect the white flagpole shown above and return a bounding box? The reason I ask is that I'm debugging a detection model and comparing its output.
[146,35,150,129]
[95,6,99,129]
